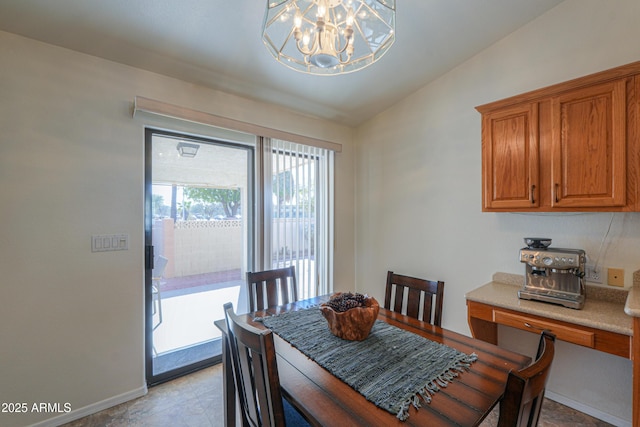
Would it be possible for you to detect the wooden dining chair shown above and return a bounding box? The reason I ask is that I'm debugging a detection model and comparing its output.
[384,271,445,326]
[223,302,309,427]
[247,266,298,312]
[497,331,556,427]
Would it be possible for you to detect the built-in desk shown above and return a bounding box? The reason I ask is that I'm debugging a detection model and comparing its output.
[466,272,637,426]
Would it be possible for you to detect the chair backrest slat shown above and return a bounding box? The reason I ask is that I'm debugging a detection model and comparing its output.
[406,288,422,318]
[247,266,298,312]
[392,289,403,313]
[384,271,445,326]
[267,278,279,308]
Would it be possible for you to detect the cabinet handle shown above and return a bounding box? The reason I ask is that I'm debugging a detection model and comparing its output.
[530,185,536,204]
[524,322,549,332]
[554,183,559,203]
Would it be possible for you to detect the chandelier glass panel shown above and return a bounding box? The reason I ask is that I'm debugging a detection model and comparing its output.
[262,0,396,75]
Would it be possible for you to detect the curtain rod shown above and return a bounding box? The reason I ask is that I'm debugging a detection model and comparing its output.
[133,96,342,153]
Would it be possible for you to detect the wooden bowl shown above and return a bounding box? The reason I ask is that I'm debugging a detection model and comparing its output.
[320,294,379,341]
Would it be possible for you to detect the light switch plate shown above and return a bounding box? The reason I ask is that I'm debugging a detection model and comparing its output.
[92,234,129,252]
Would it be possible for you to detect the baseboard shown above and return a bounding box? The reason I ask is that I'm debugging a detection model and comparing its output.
[29,385,148,427]
[545,390,631,427]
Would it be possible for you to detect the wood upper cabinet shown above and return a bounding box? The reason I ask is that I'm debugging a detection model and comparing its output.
[482,103,539,209]
[477,61,640,212]
[550,80,627,208]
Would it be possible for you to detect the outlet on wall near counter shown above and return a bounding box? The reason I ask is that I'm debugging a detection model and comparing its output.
[607,268,624,287]
[585,264,603,284]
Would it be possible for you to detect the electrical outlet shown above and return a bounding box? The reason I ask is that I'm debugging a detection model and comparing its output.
[584,264,603,283]
[607,268,625,287]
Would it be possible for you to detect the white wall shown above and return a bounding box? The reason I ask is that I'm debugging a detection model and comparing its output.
[354,0,640,425]
[0,31,354,427]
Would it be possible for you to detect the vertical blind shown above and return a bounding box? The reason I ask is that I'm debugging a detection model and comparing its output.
[267,138,334,298]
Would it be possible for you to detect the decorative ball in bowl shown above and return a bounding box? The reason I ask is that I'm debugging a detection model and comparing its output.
[320,292,379,341]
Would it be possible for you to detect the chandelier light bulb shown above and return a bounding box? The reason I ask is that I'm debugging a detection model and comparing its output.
[317,0,327,19]
[262,0,396,75]
[302,30,311,48]
[346,8,354,26]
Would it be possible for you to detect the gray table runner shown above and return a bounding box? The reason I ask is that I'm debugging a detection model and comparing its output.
[259,307,477,421]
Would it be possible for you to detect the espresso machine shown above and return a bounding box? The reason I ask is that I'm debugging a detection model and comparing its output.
[518,238,586,309]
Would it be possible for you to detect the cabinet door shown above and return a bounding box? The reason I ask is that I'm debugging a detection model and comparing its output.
[482,103,539,210]
[551,80,626,208]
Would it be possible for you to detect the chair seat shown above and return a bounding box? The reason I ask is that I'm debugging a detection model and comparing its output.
[283,398,310,426]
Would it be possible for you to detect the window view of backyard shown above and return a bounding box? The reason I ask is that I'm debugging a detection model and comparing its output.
[151,185,244,356]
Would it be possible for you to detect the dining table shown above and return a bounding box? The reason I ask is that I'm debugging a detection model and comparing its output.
[214,295,531,427]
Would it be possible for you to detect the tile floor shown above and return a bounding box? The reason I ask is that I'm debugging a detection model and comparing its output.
[62,363,614,427]
[480,399,614,427]
[62,365,225,427]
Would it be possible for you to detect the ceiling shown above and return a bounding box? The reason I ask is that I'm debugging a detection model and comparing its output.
[0,0,564,127]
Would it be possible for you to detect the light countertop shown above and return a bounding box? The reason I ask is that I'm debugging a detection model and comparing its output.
[623,270,640,317]
[466,272,632,336]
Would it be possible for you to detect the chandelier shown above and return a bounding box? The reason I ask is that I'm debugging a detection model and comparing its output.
[262,0,396,75]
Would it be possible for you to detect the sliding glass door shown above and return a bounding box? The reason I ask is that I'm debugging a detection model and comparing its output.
[143,130,333,386]
[145,128,253,384]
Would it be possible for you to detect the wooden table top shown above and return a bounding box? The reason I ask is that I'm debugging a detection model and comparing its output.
[219,296,531,427]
